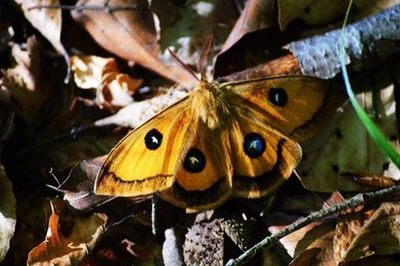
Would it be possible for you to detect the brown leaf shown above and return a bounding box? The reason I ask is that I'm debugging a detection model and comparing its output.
[335,202,400,263]
[27,198,107,266]
[298,82,399,192]
[15,0,70,77]
[277,0,349,30]
[71,55,143,108]
[291,223,336,266]
[221,0,275,53]
[94,85,188,128]
[71,0,196,87]
[48,157,113,211]
[342,173,397,188]
[2,36,54,123]
[289,248,322,266]
[0,164,16,263]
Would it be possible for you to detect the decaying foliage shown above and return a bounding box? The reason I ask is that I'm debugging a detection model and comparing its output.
[1,0,400,265]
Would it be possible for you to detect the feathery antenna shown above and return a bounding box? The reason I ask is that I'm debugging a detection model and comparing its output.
[198,34,214,81]
[168,34,215,83]
[168,48,200,82]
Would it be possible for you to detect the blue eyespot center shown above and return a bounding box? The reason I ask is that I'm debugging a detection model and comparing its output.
[268,88,288,107]
[183,148,206,173]
[244,133,266,158]
[145,129,163,150]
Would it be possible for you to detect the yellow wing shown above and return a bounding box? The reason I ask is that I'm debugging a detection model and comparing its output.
[159,123,232,211]
[221,76,344,141]
[228,117,301,198]
[221,76,343,198]
[95,98,194,197]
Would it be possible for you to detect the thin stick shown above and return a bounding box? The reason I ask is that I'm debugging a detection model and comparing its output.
[27,4,141,12]
[225,184,400,266]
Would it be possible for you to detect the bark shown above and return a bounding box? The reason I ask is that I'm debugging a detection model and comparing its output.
[221,4,400,81]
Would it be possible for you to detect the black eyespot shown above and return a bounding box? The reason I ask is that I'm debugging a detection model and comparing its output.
[144,129,163,150]
[268,88,288,107]
[183,148,206,173]
[243,133,266,158]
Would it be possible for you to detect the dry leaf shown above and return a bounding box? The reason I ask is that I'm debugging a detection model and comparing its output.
[343,173,398,188]
[162,227,185,266]
[335,202,400,263]
[298,83,399,192]
[71,55,143,108]
[221,0,275,53]
[0,164,16,263]
[14,0,69,74]
[71,0,196,87]
[95,86,188,128]
[27,198,107,266]
[354,0,400,19]
[48,156,114,211]
[2,36,54,123]
[289,248,322,266]
[277,0,349,30]
[292,222,336,266]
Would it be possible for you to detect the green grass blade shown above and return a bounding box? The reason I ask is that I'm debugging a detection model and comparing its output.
[339,0,400,168]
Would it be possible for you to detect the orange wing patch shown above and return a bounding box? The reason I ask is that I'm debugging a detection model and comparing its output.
[159,124,232,211]
[228,118,301,198]
[223,76,343,141]
[95,99,193,196]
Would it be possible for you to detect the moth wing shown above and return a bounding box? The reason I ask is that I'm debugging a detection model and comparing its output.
[223,76,344,141]
[228,116,302,198]
[159,123,232,211]
[95,98,193,196]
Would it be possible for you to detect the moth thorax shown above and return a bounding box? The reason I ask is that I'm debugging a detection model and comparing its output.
[191,82,231,129]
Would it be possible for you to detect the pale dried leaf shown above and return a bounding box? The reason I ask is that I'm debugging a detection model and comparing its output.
[95,87,188,128]
[336,202,400,263]
[2,36,53,122]
[72,55,142,107]
[162,227,185,266]
[0,164,16,263]
[14,0,69,68]
[27,198,107,266]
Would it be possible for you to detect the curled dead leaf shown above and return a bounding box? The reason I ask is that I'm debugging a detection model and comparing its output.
[2,36,54,123]
[221,0,275,53]
[15,0,70,80]
[71,0,196,87]
[0,164,16,263]
[94,86,188,128]
[277,0,349,30]
[334,202,400,263]
[27,197,107,266]
[71,55,143,108]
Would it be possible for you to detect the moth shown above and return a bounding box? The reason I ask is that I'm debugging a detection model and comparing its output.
[95,40,343,212]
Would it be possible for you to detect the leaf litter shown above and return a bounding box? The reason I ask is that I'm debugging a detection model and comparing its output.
[1,1,400,265]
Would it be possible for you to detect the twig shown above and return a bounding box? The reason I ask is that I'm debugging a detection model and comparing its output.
[27,4,141,12]
[225,184,400,266]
